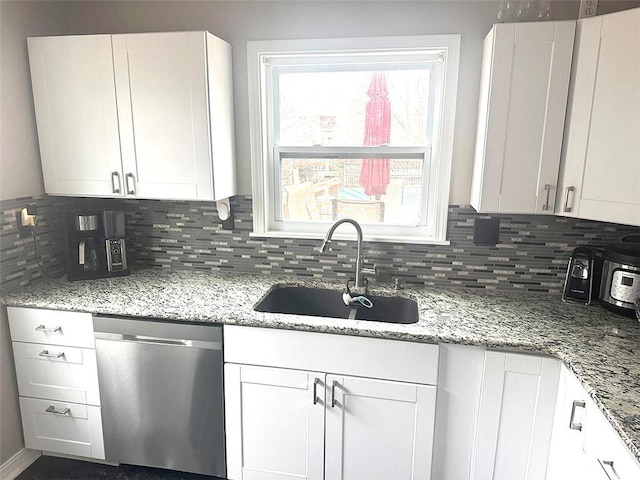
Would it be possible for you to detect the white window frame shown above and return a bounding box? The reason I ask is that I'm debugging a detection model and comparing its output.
[247,35,460,244]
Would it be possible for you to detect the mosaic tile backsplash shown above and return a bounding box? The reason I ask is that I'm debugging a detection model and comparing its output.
[0,196,68,294]
[1,194,638,294]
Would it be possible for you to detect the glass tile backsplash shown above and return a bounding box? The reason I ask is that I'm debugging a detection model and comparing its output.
[1,195,637,294]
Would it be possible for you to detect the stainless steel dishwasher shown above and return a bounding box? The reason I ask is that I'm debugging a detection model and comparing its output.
[93,316,225,478]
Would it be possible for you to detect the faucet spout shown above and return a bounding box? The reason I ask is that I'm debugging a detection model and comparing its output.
[319,218,366,288]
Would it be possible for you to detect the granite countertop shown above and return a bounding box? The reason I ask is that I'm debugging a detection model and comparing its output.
[3,268,640,461]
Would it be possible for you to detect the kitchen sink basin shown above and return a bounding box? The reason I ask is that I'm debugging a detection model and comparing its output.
[254,286,419,324]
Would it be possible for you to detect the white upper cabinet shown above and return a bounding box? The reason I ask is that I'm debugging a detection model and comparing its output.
[28,35,122,197]
[28,31,236,201]
[556,8,640,226]
[471,21,575,214]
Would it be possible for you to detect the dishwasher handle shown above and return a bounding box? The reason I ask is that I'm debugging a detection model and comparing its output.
[95,331,221,350]
[93,316,223,349]
[125,334,188,346]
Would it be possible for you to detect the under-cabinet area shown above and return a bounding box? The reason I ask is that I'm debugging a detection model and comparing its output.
[4,296,640,480]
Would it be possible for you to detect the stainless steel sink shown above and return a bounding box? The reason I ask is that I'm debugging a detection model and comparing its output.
[254,286,419,324]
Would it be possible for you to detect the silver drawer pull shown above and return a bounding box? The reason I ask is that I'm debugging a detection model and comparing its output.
[569,400,586,431]
[331,380,338,408]
[542,184,552,211]
[46,406,70,415]
[563,186,575,212]
[598,459,620,480]
[39,350,64,359]
[35,325,62,333]
[111,171,121,194]
[125,173,136,195]
[313,377,320,405]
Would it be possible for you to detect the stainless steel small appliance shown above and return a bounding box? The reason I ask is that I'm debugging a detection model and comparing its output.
[599,234,640,317]
[64,210,128,281]
[563,246,602,304]
[94,316,226,477]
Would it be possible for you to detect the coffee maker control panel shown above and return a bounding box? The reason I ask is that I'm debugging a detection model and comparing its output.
[106,239,127,272]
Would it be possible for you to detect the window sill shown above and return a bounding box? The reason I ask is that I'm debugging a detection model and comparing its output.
[248,230,451,246]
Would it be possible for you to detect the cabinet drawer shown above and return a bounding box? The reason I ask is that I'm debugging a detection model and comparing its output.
[8,307,94,348]
[583,402,640,480]
[13,342,100,406]
[224,326,439,385]
[19,397,105,459]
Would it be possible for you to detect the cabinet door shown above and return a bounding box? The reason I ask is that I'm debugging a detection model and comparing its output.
[582,391,640,480]
[471,21,575,214]
[28,35,123,197]
[557,8,640,226]
[546,366,599,480]
[113,32,214,200]
[325,375,436,480]
[470,352,560,480]
[224,364,325,480]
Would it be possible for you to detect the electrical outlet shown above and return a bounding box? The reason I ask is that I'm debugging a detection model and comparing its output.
[579,0,598,18]
[16,207,37,237]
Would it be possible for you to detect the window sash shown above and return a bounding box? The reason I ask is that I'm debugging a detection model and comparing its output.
[269,146,432,234]
[268,62,441,147]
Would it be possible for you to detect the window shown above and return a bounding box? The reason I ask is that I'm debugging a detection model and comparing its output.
[248,35,460,243]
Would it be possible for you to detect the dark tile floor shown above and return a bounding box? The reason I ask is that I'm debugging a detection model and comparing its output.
[16,456,224,480]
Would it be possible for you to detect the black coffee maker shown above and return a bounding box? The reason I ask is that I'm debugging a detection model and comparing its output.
[64,210,128,281]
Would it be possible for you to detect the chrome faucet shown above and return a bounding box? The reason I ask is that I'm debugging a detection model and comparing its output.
[319,218,367,289]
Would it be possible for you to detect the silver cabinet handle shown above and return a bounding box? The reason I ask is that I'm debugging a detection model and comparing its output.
[331,380,338,408]
[46,406,70,415]
[111,171,121,194]
[35,325,62,333]
[598,459,620,480]
[542,184,552,211]
[313,377,320,405]
[39,350,64,358]
[125,173,136,195]
[563,186,575,212]
[569,400,586,431]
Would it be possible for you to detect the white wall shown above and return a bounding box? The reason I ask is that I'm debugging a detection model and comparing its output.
[0,0,583,204]
[0,307,24,464]
[0,1,74,200]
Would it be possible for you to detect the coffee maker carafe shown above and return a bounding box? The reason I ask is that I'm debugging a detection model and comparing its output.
[65,210,128,281]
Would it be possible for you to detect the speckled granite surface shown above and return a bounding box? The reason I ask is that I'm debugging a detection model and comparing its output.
[3,268,640,462]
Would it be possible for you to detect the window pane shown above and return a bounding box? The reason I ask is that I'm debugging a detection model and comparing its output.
[279,157,424,226]
[278,69,431,147]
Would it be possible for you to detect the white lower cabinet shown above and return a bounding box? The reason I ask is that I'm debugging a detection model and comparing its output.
[12,342,100,405]
[223,326,439,480]
[19,397,105,459]
[324,374,436,480]
[470,351,561,480]
[225,364,325,480]
[547,365,640,480]
[8,307,105,460]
